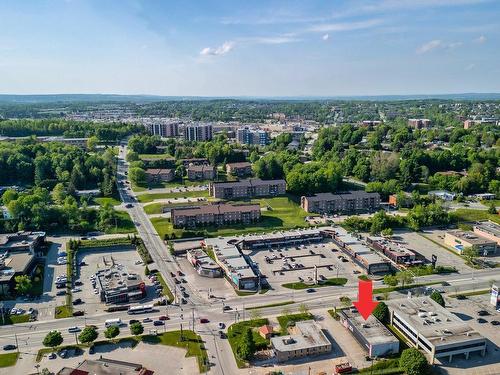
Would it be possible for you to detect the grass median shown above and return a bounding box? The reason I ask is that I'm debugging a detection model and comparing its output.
[0,353,19,368]
[282,277,348,290]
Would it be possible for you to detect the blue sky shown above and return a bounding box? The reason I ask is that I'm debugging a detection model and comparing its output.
[1,0,499,96]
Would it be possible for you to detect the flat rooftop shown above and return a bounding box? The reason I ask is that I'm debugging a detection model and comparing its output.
[304,191,380,201]
[474,221,500,238]
[341,308,399,346]
[387,297,485,347]
[271,320,331,352]
[446,230,496,245]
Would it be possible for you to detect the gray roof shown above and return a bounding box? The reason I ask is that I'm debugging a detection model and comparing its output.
[271,320,331,352]
[474,221,500,239]
[341,308,399,346]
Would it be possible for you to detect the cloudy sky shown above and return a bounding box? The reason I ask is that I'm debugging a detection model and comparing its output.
[1,0,499,96]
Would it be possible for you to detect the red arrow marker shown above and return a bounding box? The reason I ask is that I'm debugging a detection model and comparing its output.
[353,280,379,320]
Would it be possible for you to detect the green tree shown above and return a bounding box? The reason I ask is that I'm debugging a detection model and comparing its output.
[462,246,479,266]
[128,167,147,185]
[399,348,429,375]
[487,202,497,214]
[236,328,255,360]
[130,322,144,336]
[372,302,389,323]
[104,325,120,339]
[396,270,414,288]
[43,330,63,348]
[430,291,445,307]
[14,275,32,295]
[383,275,399,287]
[51,183,67,205]
[78,327,98,345]
[86,136,99,150]
[381,228,393,237]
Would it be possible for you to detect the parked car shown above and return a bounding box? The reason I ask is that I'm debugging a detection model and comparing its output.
[56,290,66,296]
[71,287,82,293]
[218,322,225,329]
[477,310,491,316]
[491,320,499,326]
[223,305,231,311]
[2,345,16,351]
[72,298,83,305]
[48,353,56,359]
[477,318,487,324]
[73,310,84,316]
[219,331,226,339]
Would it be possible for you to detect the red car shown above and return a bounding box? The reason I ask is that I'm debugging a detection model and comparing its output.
[200,318,209,323]
[158,315,170,321]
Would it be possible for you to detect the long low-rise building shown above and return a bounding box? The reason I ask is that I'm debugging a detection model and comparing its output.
[340,308,399,357]
[209,178,286,199]
[238,228,324,250]
[171,203,261,228]
[444,230,497,256]
[322,227,391,274]
[271,320,332,362]
[388,297,487,364]
[473,221,500,246]
[367,237,423,266]
[301,191,381,214]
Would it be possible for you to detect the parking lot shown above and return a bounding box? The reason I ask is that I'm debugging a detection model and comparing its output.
[72,247,158,315]
[244,238,363,292]
[393,229,472,273]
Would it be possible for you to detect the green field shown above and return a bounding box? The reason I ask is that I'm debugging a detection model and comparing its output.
[139,153,174,160]
[450,209,500,224]
[151,196,313,239]
[0,353,19,368]
[227,318,269,368]
[144,201,209,215]
[94,196,122,206]
[0,314,31,326]
[138,190,209,203]
[277,312,314,334]
[104,211,137,234]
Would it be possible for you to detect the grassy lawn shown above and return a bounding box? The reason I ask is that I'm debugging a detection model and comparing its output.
[104,211,137,234]
[450,209,500,224]
[246,301,294,310]
[54,304,73,319]
[139,153,174,160]
[143,330,208,373]
[449,289,489,298]
[144,200,209,215]
[227,318,269,368]
[277,313,314,334]
[282,277,347,290]
[138,190,209,203]
[373,281,442,295]
[151,196,314,239]
[153,272,174,303]
[94,196,122,206]
[0,353,19,368]
[0,314,31,326]
[359,358,402,374]
[30,263,45,296]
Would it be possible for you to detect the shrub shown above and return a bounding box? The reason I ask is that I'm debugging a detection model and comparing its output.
[399,348,429,375]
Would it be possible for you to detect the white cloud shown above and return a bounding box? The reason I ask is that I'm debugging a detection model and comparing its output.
[474,35,487,43]
[416,40,443,54]
[309,19,383,33]
[200,41,235,56]
[416,39,463,54]
[322,34,330,41]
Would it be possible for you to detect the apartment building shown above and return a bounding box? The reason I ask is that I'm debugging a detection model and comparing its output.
[209,178,286,199]
[184,123,213,142]
[301,191,381,214]
[388,297,486,364]
[236,127,270,146]
[145,168,174,183]
[226,162,253,177]
[186,164,216,181]
[408,118,432,129]
[171,203,261,228]
[144,120,180,137]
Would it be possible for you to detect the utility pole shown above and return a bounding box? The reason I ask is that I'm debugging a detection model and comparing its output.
[192,307,195,332]
[74,331,79,345]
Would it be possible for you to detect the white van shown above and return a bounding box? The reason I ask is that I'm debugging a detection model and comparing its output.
[104,318,122,328]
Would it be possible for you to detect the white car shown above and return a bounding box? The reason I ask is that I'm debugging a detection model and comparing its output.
[93,289,99,294]
[10,308,18,315]
[71,288,81,293]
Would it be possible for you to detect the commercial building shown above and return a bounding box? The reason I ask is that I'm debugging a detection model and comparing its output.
[473,221,500,246]
[96,265,146,304]
[186,249,222,278]
[271,320,332,362]
[388,297,487,364]
[301,191,381,215]
[367,237,421,266]
[145,168,174,183]
[184,123,213,142]
[236,127,270,146]
[186,164,216,181]
[0,231,46,253]
[444,230,497,256]
[408,118,432,129]
[209,178,286,199]
[340,308,399,357]
[226,162,253,177]
[203,237,259,290]
[144,120,180,138]
[171,203,261,228]
[322,227,391,274]
[57,357,154,375]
